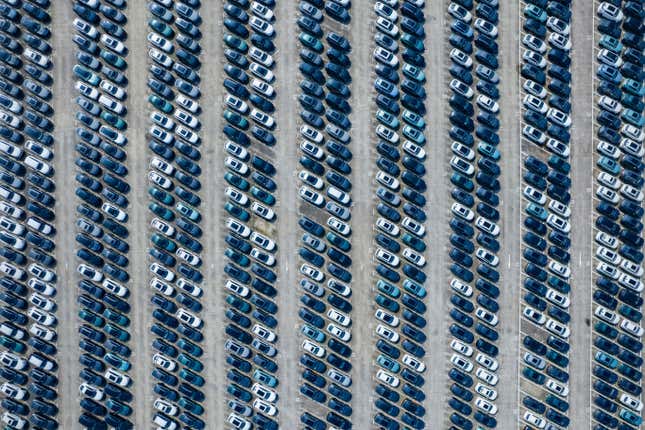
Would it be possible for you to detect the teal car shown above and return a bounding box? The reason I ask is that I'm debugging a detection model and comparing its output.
[525,202,548,220]
[402,125,426,145]
[620,408,642,426]
[105,323,131,342]
[376,294,399,313]
[105,352,130,371]
[178,339,203,357]
[599,34,622,54]
[402,233,426,252]
[225,248,250,267]
[402,110,425,129]
[403,279,427,298]
[149,202,175,221]
[622,108,644,127]
[253,369,278,387]
[227,295,251,313]
[107,398,132,416]
[224,172,250,191]
[376,110,400,129]
[224,202,250,222]
[179,397,204,416]
[152,233,177,252]
[73,64,100,85]
[149,19,174,38]
[179,353,204,372]
[79,309,105,328]
[149,187,174,205]
[377,279,401,298]
[104,309,130,327]
[223,110,249,130]
[0,335,26,354]
[101,111,126,130]
[100,50,126,69]
[377,354,401,373]
[299,32,323,52]
[149,94,173,113]
[326,231,351,252]
[594,351,618,369]
[250,186,275,206]
[524,4,547,22]
[177,202,201,222]
[478,142,500,161]
[402,63,425,82]
[301,324,325,342]
[180,369,205,387]
[224,34,248,53]
[401,33,424,52]
[597,156,620,175]
[623,78,644,97]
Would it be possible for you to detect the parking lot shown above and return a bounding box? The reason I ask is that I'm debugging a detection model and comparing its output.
[0,1,638,429]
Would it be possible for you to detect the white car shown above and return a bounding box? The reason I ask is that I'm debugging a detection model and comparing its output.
[595,305,620,324]
[475,307,498,326]
[376,218,400,237]
[251,2,274,21]
[475,382,497,400]
[250,248,275,267]
[1,412,26,429]
[475,397,498,415]
[177,309,202,328]
[327,323,351,341]
[476,248,499,267]
[249,62,274,83]
[448,2,472,22]
[28,264,54,281]
[402,248,425,267]
[620,259,643,277]
[596,262,619,279]
[73,18,98,39]
[29,293,55,311]
[150,278,174,296]
[401,217,425,237]
[622,124,645,143]
[298,170,323,190]
[99,80,126,100]
[376,324,399,342]
[450,279,473,297]
[154,398,178,416]
[524,185,546,204]
[375,17,399,38]
[548,260,570,279]
[376,171,400,191]
[327,217,351,236]
[620,319,644,337]
[303,339,325,357]
[24,156,52,176]
[452,202,474,221]
[79,382,103,401]
[451,156,474,176]
[546,319,571,338]
[547,213,570,234]
[376,124,399,143]
[450,339,473,357]
[250,232,276,252]
[451,353,473,372]
[523,306,546,325]
[376,248,400,268]
[151,157,175,175]
[476,353,499,371]
[618,273,644,292]
[403,140,426,159]
[150,262,175,282]
[619,394,643,412]
[621,183,644,202]
[300,264,324,282]
[300,186,325,207]
[177,278,203,297]
[102,203,127,222]
[253,399,277,416]
[252,383,278,402]
[176,94,198,113]
[250,109,274,129]
[28,308,56,326]
[0,217,25,235]
[105,368,131,387]
[546,379,569,397]
[29,324,56,341]
[226,280,249,298]
[376,369,399,387]
[176,248,201,267]
[100,34,126,54]
[227,413,251,430]
[375,308,399,327]
[546,289,570,308]
[0,352,26,370]
[621,137,644,157]
[595,232,618,249]
[523,411,546,429]
[328,309,351,327]
[251,78,275,98]
[476,368,498,386]
[599,95,622,114]
[226,218,251,238]
[252,324,277,343]
[77,264,103,282]
[147,31,173,52]
[450,78,474,99]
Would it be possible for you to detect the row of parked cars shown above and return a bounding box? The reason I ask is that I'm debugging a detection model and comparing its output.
[518,0,575,428]
[0,1,61,429]
[367,1,429,430]
[294,0,355,429]
[443,0,502,429]
[219,0,283,429]
[590,1,645,429]
[144,1,208,430]
[71,0,135,429]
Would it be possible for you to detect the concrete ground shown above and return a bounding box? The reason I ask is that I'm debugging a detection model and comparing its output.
[34,1,601,429]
